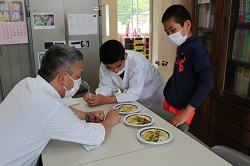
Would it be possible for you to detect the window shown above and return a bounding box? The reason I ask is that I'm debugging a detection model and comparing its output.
[117,0,150,35]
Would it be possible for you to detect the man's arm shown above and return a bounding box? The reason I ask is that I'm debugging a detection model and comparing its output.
[100,109,120,137]
[69,107,105,123]
[70,107,86,120]
[70,107,121,137]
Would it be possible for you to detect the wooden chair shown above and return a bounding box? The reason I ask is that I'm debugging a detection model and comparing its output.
[149,106,189,133]
[211,145,250,166]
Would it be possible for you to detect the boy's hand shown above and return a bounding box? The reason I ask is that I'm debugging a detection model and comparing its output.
[170,105,195,127]
[83,92,94,102]
[86,94,106,107]
[170,111,189,127]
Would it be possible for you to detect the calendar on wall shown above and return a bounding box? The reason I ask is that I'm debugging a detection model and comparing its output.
[0,0,28,44]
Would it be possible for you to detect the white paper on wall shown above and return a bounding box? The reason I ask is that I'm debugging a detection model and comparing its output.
[68,14,98,35]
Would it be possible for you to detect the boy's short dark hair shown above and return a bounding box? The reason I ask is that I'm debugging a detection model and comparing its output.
[99,40,125,64]
[161,4,192,26]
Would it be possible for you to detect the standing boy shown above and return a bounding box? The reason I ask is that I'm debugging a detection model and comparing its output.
[84,40,165,108]
[161,5,213,127]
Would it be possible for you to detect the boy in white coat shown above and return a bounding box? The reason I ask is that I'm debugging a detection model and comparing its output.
[84,40,164,108]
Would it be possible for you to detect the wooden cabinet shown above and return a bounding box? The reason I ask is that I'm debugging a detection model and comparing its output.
[120,37,150,59]
[190,0,250,155]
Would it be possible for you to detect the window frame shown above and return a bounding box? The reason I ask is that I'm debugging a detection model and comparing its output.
[117,0,151,35]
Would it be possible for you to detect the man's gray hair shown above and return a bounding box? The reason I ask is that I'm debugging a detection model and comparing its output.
[38,44,83,82]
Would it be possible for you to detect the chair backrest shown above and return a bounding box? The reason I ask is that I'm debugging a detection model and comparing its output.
[148,106,189,133]
[211,145,250,166]
[73,81,90,97]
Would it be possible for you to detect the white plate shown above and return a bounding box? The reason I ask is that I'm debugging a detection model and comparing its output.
[113,103,140,114]
[137,127,173,145]
[123,113,154,127]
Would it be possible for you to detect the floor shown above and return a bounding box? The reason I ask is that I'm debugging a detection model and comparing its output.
[187,132,210,149]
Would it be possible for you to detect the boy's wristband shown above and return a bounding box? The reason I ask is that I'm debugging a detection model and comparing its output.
[85,112,91,122]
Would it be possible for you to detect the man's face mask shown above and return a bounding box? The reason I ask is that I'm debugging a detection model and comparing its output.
[63,74,81,98]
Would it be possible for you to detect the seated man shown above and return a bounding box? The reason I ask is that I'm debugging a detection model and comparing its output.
[84,39,165,108]
[0,44,120,165]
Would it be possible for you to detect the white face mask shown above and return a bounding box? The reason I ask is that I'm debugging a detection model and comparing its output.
[116,67,125,76]
[63,74,81,98]
[168,28,188,46]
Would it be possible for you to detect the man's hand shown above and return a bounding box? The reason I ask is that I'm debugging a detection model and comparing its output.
[104,109,121,125]
[88,110,105,123]
[100,109,121,137]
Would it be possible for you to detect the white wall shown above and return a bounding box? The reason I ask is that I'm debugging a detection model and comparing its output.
[175,0,193,14]
[151,0,176,82]
[101,0,118,42]
[151,0,193,82]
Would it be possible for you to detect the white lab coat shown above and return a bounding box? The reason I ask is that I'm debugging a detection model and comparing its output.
[96,50,165,108]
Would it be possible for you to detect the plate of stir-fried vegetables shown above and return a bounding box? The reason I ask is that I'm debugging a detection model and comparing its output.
[123,113,154,127]
[113,103,140,114]
[137,127,173,145]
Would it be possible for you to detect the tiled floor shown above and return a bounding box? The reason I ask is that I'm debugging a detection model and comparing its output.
[187,132,210,149]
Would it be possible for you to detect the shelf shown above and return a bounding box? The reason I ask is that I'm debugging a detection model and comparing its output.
[191,0,250,156]
[197,35,213,40]
[227,58,250,66]
[197,27,214,33]
[235,22,250,29]
[121,37,150,59]
[197,29,213,39]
